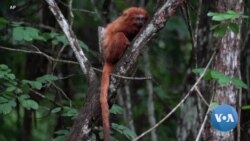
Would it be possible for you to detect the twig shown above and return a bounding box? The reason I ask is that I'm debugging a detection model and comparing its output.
[195,86,209,106]
[0,45,78,64]
[51,83,72,107]
[132,52,216,141]
[58,0,96,14]
[31,89,62,107]
[195,94,214,141]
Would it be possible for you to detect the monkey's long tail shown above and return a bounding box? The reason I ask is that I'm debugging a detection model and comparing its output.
[100,63,113,141]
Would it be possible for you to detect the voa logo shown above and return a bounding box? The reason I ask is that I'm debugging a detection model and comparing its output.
[210,104,238,131]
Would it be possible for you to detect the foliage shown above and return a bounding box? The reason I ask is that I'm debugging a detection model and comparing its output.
[207,10,249,38]
[0,64,60,114]
[193,68,248,89]
[110,104,123,114]
[112,123,137,140]
[53,129,70,141]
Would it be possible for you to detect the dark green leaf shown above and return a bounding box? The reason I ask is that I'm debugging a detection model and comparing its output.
[0,17,8,25]
[13,26,45,42]
[0,64,9,70]
[6,86,16,92]
[210,24,220,30]
[0,97,9,103]
[0,100,16,114]
[229,23,239,33]
[55,35,69,46]
[51,107,62,113]
[21,99,39,110]
[18,95,30,103]
[192,68,205,75]
[36,74,58,84]
[79,40,89,51]
[62,107,78,118]
[242,105,250,110]
[213,25,227,38]
[22,80,43,90]
[54,129,69,135]
[207,12,219,17]
[231,78,248,89]
[112,123,137,140]
[7,73,15,80]
[110,104,123,114]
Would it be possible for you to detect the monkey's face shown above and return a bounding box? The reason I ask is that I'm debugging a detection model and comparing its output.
[134,14,147,28]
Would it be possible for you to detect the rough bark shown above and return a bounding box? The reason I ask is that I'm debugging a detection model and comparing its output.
[204,0,243,140]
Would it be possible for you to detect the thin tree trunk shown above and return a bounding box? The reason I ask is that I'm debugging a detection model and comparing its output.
[117,83,136,131]
[143,49,157,141]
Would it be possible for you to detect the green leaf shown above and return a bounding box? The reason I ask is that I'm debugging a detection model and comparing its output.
[229,23,239,33]
[0,17,8,25]
[22,80,43,90]
[192,68,212,80]
[112,123,137,140]
[6,86,16,92]
[217,76,231,85]
[51,107,62,113]
[0,64,8,70]
[0,99,16,114]
[62,107,78,118]
[36,74,58,84]
[54,129,69,135]
[226,10,237,15]
[242,105,250,110]
[6,73,15,80]
[207,12,219,17]
[110,104,123,114]
[213,25,227,38]
[208,10,247,23]
[13,26,27,41]
[55,35,69,46]
[0,97,9,103]
[210,24,220,30]
[192,68,205,75]
[13,26,45,42]
[79,40,89,51]
[193,68,248,89]
[21,99,39,110]
[231,78,248,89]
[18,95,30,103]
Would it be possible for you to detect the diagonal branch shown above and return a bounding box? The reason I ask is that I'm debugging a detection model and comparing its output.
[44,0,97,82]
[132,52,215,141]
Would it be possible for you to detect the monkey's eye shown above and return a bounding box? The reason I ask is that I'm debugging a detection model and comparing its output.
[134,16,145,23]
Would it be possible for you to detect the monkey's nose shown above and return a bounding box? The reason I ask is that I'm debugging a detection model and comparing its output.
[137,22,143,28]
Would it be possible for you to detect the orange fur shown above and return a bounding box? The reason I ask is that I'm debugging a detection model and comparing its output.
[100,7,148,141]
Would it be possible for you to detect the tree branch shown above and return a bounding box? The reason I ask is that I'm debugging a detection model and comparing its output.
[44,0,97,82]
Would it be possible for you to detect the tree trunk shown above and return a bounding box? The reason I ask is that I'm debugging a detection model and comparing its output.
[204,0,243,140]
